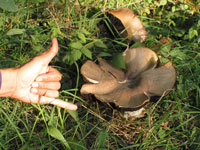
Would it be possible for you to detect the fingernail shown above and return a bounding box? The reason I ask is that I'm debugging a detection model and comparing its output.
[31,88,38,94]
[32,82,39,87]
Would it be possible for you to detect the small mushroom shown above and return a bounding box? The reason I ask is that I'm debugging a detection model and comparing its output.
[106,8,148,43]
[81,47,176,110]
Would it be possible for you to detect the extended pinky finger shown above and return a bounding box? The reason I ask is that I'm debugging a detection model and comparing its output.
[39,96,78,110]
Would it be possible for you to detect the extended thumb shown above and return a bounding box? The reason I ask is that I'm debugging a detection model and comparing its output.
[40,38,59,65]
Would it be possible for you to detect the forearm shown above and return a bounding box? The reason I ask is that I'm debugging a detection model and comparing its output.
[0,68,17,97]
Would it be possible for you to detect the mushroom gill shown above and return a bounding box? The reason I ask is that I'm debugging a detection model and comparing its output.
[106,8,148,43]
[80,47,176,109]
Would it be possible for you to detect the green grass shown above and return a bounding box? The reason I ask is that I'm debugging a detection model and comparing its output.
[0,0,200,149]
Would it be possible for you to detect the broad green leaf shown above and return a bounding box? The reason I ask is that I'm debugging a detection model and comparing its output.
[85,41,95,49]
[112,53,126,69]
[77,33,86,43]
[189,28,198,39]
[94,40,107,49]
[71,49,82,61]
[6,29,25,36]
[48,127,71,150]
[82,48,92,59]
[144,8,150,14]
[159,0,167,6]
[69,41,83,49]
[67,110,79,122]
[172,6,176,12]
[0,0,18,12]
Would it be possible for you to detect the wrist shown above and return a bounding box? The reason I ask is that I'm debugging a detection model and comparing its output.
[0,68,17,97]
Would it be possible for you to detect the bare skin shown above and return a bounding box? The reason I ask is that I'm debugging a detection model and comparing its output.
[0,38,77,110]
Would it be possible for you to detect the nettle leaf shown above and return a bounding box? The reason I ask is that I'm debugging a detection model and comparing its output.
[6,29,25,36]
[77,33,86,43]
[71,49,82,62]
[0,0,18,12]
[69,41,83,49]
[82,48,92,59]
[94,40,107,49]
[48,127,71,149]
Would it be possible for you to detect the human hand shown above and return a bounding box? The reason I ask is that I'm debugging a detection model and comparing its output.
[10,38,77,110]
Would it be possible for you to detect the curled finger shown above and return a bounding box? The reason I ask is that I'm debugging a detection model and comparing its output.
[32,81,61,90]
[31,88,59,98]
[35,67,62,82]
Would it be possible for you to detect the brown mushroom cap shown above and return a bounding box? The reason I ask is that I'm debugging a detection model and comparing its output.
[80,47,176,109]
[140,61,176,96]
[108,8,148,43]
[95,84,150,108]
[98,58,125,81]
[80,59,124,95]
[124,47,159,78]
[80,60,113,83]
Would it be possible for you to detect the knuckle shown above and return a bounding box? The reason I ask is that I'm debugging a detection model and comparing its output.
[56,82,61,89]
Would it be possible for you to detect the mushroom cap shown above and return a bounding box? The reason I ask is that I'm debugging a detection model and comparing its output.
[95,83,150,108]
[93,61,176,108]
[80,47,176,109]
[140,61,176,96]
[124,47,159,78]
[98,58,125,81]
[108,8,148,42]
[80,60,113,83]
[80,59,125,95]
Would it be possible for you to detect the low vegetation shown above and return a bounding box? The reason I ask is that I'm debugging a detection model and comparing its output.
[0,0,200,149]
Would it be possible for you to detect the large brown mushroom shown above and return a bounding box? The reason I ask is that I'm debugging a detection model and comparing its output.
[105,8,148,43]
[80,47,176,109]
